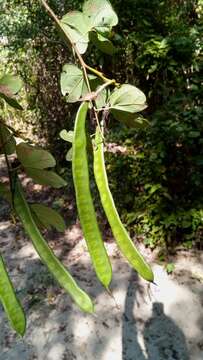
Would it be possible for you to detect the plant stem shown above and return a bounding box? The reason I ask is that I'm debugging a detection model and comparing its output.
[95,79,115,96]
[85,65,120,87]
[40,0,119,88]
[0,125,13,206]
[40,0,90,90]
[40,0,107,134]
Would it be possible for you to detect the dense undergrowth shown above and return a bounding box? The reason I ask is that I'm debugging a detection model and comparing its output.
[0,0,202,250]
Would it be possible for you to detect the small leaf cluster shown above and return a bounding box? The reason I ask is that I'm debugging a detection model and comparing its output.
[0,73,66,231]
[60,0,118,54]
[0,0,152,336]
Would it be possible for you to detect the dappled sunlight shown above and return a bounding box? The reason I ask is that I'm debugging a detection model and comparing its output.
[1,232,203,359]
[0,0,202,358]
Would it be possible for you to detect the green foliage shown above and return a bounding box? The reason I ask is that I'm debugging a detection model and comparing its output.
[0,72,70,334]
[25,168,67,188]
[101,0,203,249]
[0,0,202,336]
[0,124,16,155]
[60,64,95,102]
[0,73,23,110]
[16,142,56,169]
[0,0,154,336]
[61,11,90,54]
[60,0,118,54]
[83,0,118,33]
[0,0,78,151]
[0,254,26,336]
[109,84,147,127]
[30,203,66,232]
[166,263,175,274]
[0,74,23,95]
[59,129,73,142]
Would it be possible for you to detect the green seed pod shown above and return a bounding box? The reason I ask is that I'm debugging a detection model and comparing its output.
[0,254,26,336]
[93,126,154,282]
[13,176,94,313]
[72,102,112,288]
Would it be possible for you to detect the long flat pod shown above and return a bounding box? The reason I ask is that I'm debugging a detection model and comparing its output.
[13,177,93,313]
[93,126,154,282]
[0,254,26,336]
[72,102,112,288]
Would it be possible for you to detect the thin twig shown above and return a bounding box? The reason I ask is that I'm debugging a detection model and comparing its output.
[0,118,36,143]
[41,0,118,86]
[85,64,120,86]
[40,0,114,137]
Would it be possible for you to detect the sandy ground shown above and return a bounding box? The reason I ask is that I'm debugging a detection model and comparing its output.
[0,219,203,360]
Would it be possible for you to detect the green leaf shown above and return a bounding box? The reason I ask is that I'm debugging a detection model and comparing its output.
[166,263,175,274]
[112,112,150,128]
[60,64,96,102]
[88,77,108,108]
[188,131,200,138]
[66,147,73,161]
[0,74,23,95]
[95,89,108,108]
[83,0,118,35]
[16,143,56,169]
[30,204,66,232]
[60,11,90,54]
[0,124,16,155]
[59,130,74,143]
[0,254,26,336]
[25,168,67,188]
[148,184,162,195]
[60,25,88,55]
[0,93,23,110]
[62,11,90,35]
[89,31,115,55]
[0,74,23,109]
[13,177,94,313]
[109,84,147,114]
[60,64,88,102]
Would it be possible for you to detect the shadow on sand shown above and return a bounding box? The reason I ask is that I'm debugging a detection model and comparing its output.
[122,270,189,360]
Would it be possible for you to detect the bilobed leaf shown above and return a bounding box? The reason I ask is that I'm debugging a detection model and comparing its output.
[0,74,23,95]
[59,130,73,143]
[83,0,118,35]
[109,84,147,113]
[30,204,66,232]
[89,31,115,55]
[60,64,88,102]
[61,25,88,55]
[16,143,56,169]
[60,64,96,102]
[0,124,16,155]
[61,11,90,36]
[25,168,67,188]
[60,11,90,54]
